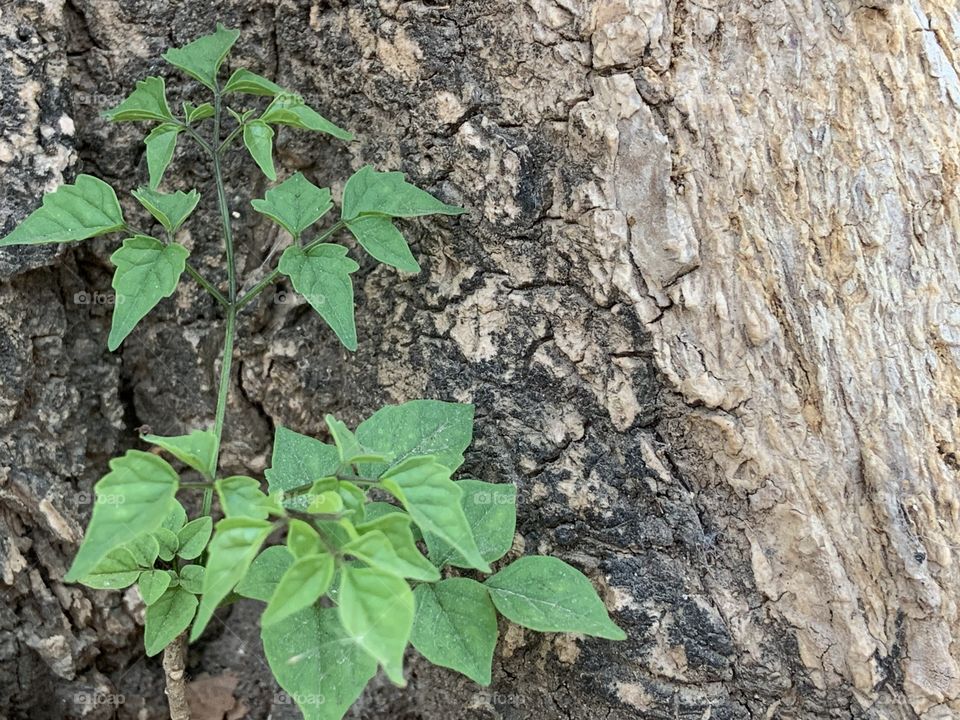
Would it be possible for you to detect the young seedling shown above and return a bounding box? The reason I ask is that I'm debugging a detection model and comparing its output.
[0,25,625,720]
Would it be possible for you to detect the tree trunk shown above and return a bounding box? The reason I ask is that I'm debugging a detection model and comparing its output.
[1,1,958,718]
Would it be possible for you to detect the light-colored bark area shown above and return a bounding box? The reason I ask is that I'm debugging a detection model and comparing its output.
[1,1,958,718]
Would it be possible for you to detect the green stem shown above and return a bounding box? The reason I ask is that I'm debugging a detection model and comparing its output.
[184,263,229,307]
[235,221,348,309]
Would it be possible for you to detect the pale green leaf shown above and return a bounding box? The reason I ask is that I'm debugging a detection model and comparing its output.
[380,457,489,572]
[355,400,474,476]
[262,606,377,720]
[216,476,269,520]
[412,578,497,685]
[262,553,334,627]
[287,519,322,559]
[145,587,197,656]
[104,77,173,122]
[131,186,200,234]
[341,165,464,220]
[278,244,358,350]
[191,517,273,641]
[325,414,390,464]
[178,565,205,594]
[108,236,188,351]
[162,23,239,90]
[153,527,180,561]
[125,533,161,567]
[243,120,276,180]
[305,488,344,514]
[141,429,217,477]
[264,426,339,510]
[65,451,179,582]
[484,556,626,640]
[235,546,293,601]
[160,501,188,532]
[251,172,331,236]
[0,174,125,247]
[224,68,284,96]
[338,565,414,685]
[425,480,516,569]
[261,93,353,141]
[77,548,141,590]
[145,124,181,189]
[176,516,213,560]
[346,215,420,273]
[355,512,437,581]
[184,101,214,123]
[138,569,172,605]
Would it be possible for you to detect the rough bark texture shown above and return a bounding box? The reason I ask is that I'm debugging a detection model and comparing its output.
[1,1,958,718]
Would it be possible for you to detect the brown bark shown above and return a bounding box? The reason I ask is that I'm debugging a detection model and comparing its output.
[161,635,190,720]
[1,1,958,719]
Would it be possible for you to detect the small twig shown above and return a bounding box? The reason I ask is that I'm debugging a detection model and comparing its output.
[162,633,191,720]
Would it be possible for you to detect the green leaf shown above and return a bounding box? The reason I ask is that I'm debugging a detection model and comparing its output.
[262,607,377,720]
[305,488,344,514]
[77,548,141,590]
[160,501,188,532]
[261,93,353,141]
[153,528,180,561]
[425,480,516,569]
[354,514,438,582]
[104,77,174,122]
[145,124,181,189]
[216,476,270,520]
[125,533,161,567]
[191,517,273,641]
[139,569,172,605]
[0,174,125,247]
[286,519,322,558]
[341,165,465,221]
[251,172,332,236]
[131,186,200,234]
[363,501,404,523]
[264,426,339,510]
[343,529,434,582]
[484,556,626,640]
[108,236,188,351]
[141,429,217,477]
[355,400,474,476]
[184,101,214,123]
[145,587,198,656]
[224,68,284,96]
[243,120,276,180]
[65,451,179,582]
[178,565,205,594]
[412,578,497,685]
[380,458,489,572]
[176,517,213,560]
[346,215,420,273]
[162,23,240,90]
[338,482,366,520]
[235,546,293,601]
[278,244,358,351]
[338,565,414,685]
[325,414,390,464]
[262,553,334,627]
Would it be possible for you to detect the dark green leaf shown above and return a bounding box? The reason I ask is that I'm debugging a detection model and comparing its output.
[139,569,172,605]
[251,172,332,236]
[131,186,200,234]
[153,527,180,561]
[162,24,240,90]
[412,578,497,685]
[355,400,474,476]
[425,480,516,569]
[160,501,188,532]
[243,120,276,180]
[262,607,377,720]
[235,546,293,601]
[65,451,179,582]
[380,458,489,572]
[216,476,270,520]
[224,68,284,96]
[0,174,125,247]
[77,548,141,590]
[125,533,161,567]
[176,517,213,560]
[341,165,464,220]
[261,93,352,141]
[262,553,334,626]
[141,429,216,477]
[104,77,173,122]
[484,556,626,640]
[338,565,414,685]
[108,236,188,351]
[178,565,205,594]
[145,587,197,656]
[346,215,420,273]
[144,124,181,189]
[191,518,273,641]
[278,244,358,350]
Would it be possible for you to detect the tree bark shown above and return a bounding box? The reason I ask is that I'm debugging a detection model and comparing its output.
[1,1,958,719]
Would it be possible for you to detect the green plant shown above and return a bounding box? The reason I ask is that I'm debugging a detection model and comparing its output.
[1,25,625,720]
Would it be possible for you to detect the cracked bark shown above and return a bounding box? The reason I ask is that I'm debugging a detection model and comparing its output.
[1,1,958,719]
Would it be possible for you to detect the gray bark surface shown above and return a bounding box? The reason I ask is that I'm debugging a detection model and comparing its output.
[1,1,957,718]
